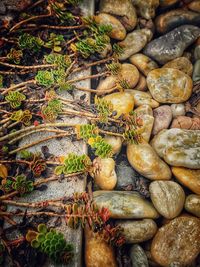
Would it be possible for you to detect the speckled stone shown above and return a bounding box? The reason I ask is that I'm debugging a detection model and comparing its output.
[116,219,157,243]
[130,53,158,76]
[130,245,149,267]
[125,90,159,108]
[118,29,152,60]
[147,68,193,103]
[152,105,172,135]
[132,0,159,19]
[171,116,200,130]
[85,225,117,267]
[100,0,137,31]
[143,25,200,64]
[188,0,200,13]
[93,191,159,219]
[163,57,193,76]
[171,103,186,118]
[172,167,200,195]
[155,9,200,34]
[185,194,200,217]
[127,143,172,180]
[149,181,185,219]
[192,59,200,82]
[94,13,126,40]
[151,216,200,267]
[151,129,200,169]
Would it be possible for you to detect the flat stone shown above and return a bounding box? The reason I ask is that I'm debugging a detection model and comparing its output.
[147,68,193,103]
[125,90,159,108]
[84,225,117,267]
[155,9,200,34]
[172,167,200,194]
[134,105,154,142]
[132,0,159,19]
[130,244,149,267]
[118,29,152,61]
[192,59,200,82]
[116,219,157,243]
[93,191,159,219]
[151,216,200,267]
[99,0,137,31]
[152,105,172,135]
[184,194,200,217]
[151,128,200,169]
[103,92,134,118]
[163,57,193,76]
[143,25,200,64]
[171,116,200,130]
[94,13,126,40]
[130,53,158,76]
[171,103,186,118]
[149,181,185,219]
[127,143,172,180]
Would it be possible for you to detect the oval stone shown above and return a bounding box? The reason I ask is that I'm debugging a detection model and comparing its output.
[116,219,157,243]
[155,9,200,34]
[149,181,185,219]
[194,45,200,60]
[94,13,126,40]
[172,167,200,195]
[188,0,200,13]
[119,63,140,88]
[152,105,172,135]
[143,25,200,64]
[147,68,193,103]
[159,0,180,7]
[171,103,186,118]
[85,225,117,267]
[132,0,159,19]
[130,53,158,76]
[185,194,200,217]
[163,57,193,76]
[99,0,137,31]
[135,74,147,91]
[104,136,122,155]
[130,245,149,267]
[103,92,134,118]
[151,216,200,267]
[171,116,200,130]
[118,29,152,61]
[127,143,172,180]
[93,191,159,219]
[192,59,200,82]
[125,90,159,108]
[151,128,200,169]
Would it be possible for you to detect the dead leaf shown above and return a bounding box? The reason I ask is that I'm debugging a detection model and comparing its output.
[0,164,8,179]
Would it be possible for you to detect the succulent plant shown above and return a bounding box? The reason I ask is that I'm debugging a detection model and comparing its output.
[123,129,142,144]
[5,91,26,109]
[0,75,3,88]
[106,62,121,75]
[35,70,55,87]
[94,96,113,123]
[31,157,46,177]
[50,1,76,22]
[41,99,62,122]
[10,110,32,125]
[54,153,92,175]
[26,224,74,264]
[117,78,130,89]
[18,33,44,52]
[76,124,99,140]
[0,179,13,193]
[19,150,33,160]
[88,136,113,158]
[44,33,64,52]
[112,43,124,56]
[12,175,34,196]
[7,48,23,64]
[44,53,71,69]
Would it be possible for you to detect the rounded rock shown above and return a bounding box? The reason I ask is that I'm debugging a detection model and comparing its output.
[192,59,200,82]
[152,105,172,135]
[130,244,149,267]
[130,53,158,76]
[132,0,159,19]
[185,194,200,217]
[171,116,200,130]
[127,143,172,180]
[188,0,200,13]
[151,216,200,267]
[172,167,200,195]
[149,181,185,219]
[125,90,159,108]
[171,103,186,118]
[147,68,193,103]
[104,136,122,155]
[163,57,193,76]
[116,219,157,243]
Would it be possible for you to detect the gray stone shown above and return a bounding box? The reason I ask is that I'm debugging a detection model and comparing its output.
[93,191,159,219]
[143,25,200,64]
[194,45,200,60]
[192,59,200,82]
[151,128,200,169]
[184,194,200,218]
[130,244,149,267]
[116,219,157,243]
[152,105,172,135]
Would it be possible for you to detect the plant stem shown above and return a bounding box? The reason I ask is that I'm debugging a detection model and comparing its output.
[0,61,55,69]
[0,70,33,75]
[0,122,75,142]
[0,159,31,165]
[0,211,64,217]
[9,132,72,154]
[99,129,123,138]
[2,216,17,226]
[24,23,85,30]
[2,80,36,95]
[67,72,109,84]
[9,13,52,32]
[72,57,113,73]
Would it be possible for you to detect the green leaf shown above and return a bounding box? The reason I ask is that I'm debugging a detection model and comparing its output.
[38,224,47,234]
[54,165,64,175]
[31,239,40,249]
[54,46,62,52]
